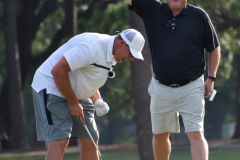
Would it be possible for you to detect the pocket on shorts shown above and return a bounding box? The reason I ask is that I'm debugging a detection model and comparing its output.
[41,90,54,125]
[148,79,153,95]
[46,94,69,122]
[193,77,205,94]
[148,77,164,96]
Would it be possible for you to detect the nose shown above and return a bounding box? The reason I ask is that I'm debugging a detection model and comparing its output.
[129,52,135,61]
[130,57,135,61]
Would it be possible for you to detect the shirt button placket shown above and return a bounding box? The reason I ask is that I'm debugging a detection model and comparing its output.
[172,18,175,30]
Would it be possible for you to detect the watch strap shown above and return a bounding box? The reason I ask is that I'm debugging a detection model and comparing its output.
[208,76,216,81]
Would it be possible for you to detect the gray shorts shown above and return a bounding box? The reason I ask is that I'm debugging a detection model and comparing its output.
[32,89,99,141]
[148,76,205,134]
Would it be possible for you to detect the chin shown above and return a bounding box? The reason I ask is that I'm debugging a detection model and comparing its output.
[117,59,122,63]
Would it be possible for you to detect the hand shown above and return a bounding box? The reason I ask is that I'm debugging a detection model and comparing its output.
[204,79,214,98]
[94,99,110,116]
[69,103,85,125]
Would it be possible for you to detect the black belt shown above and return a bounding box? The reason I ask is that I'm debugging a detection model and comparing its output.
[153,74,195,88]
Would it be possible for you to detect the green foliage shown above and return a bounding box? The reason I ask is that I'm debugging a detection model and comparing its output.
[214,28,238,86]
[189,0,237,15]
[78,1,130,34]
[32,7,64,55]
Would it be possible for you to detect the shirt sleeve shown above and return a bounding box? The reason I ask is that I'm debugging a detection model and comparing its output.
[63,44,96,71]
[130,0,156,18]
[203,12,220,52]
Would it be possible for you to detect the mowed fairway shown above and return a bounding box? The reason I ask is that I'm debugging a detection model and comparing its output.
[0,147,240,160]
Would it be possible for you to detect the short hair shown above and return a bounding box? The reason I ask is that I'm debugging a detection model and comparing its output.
[116,33,123,40]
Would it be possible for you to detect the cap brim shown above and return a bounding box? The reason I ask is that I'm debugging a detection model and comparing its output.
[130,48,144,60]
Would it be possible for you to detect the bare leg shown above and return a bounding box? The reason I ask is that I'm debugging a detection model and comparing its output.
[45,138,70,160]
[187,132,208,160]
[79,138,99,160]
[152,132,171,160]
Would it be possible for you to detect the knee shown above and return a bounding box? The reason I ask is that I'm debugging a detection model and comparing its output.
[153,132,170,143]
[187,132,205,141]
[80,138,98,150]
[48,139,69,152]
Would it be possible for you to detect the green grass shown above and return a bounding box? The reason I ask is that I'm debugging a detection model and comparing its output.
[170,148,240,160]
[0,147,240,160]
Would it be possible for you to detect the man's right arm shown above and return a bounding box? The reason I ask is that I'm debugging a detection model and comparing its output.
[51,56,85,125]
[126,0,132,5]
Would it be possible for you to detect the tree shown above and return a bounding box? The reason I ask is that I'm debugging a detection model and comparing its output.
[233,53,240,138]
[1,0,79,149]
[3,0,28,149]
[130,11,154,160]
[204,0,240,139]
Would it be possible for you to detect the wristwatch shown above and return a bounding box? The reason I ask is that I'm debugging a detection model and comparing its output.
[208,76,216,81]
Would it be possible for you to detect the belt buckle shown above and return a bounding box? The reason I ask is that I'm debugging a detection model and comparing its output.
[169,84,179,87]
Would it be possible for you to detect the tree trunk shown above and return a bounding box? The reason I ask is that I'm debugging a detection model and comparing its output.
[234,54,240,138]
[0,81,10,150]
[64,0,79,146]
[130,11,154,160]
[4,0,28,149]
[63,0,77,36]
[17,0,35,87]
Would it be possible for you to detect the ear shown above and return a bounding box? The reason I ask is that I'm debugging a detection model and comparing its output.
[120,40,125,46]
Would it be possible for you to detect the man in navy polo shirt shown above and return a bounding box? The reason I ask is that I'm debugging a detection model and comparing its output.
[126,0,220,159]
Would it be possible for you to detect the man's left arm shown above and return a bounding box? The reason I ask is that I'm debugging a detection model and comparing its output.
[91,90,110,116]
[204,46,221,98]
[90,90,101,103]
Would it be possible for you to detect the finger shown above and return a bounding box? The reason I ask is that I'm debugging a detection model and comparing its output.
[96,108,100,115]
[204,92,211,98]
[103,106,109,113]
[80,117,86,126]
[100,106,105,113]
[204,93,209,98]
[97,108,105,116]
[207,93,211,98]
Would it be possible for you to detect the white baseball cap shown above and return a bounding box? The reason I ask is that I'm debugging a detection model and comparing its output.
[120,29,145,60]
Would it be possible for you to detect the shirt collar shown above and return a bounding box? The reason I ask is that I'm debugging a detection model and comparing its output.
[164,3,189,16]
[107,36,117,65]
[112,56,117,66]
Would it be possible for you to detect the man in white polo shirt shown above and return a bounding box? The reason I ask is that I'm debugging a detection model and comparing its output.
[31,29,145,160]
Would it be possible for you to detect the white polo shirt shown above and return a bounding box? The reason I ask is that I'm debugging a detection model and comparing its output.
[31,33,116,100]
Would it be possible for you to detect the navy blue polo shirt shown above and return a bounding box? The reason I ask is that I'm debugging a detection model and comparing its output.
[131,0,220,85]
